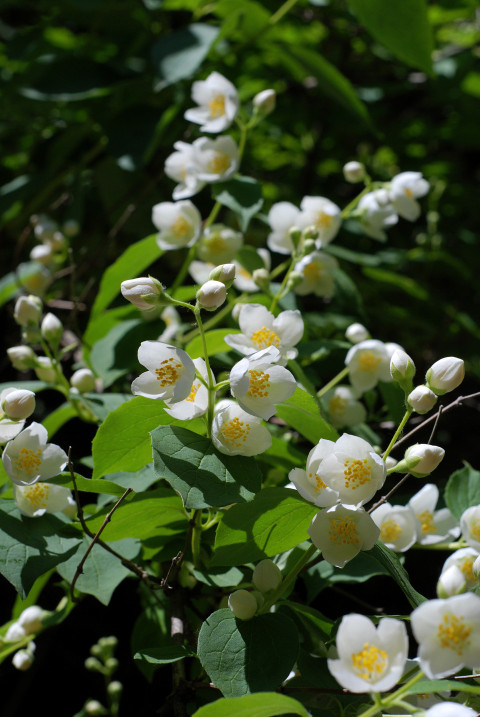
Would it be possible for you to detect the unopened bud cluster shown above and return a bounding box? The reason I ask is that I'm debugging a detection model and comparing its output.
[228,560,283,620]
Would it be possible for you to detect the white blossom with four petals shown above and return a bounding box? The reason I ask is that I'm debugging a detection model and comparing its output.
[184,72,239,133]
[308,503,379,568]
[345,339,393,393]
[370,502,417,553]
[211,400,272,457]
[2,423,68,487]
[14,482,75,518]
[407,483,460,545]
[131,342,196,403]
[389,171,430,221]
[152,200,202,251]
[297,196,342,247]
[163,358,210,421]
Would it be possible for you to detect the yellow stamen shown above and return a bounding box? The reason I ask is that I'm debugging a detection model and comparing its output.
[470,519,480,541]
[380,518,402,543]
[437,613,472,655]
[209,94,225,118]
[14,447,42,476]
[351,642,387,681]
[343,458,371,490]
[171,216,190,238]
[207,153,230,175]
[459,556,475,583]
[207,236,227,254]
[303,262,323,281]
[185,383,199,403]
[247,369,270,398]
[250,327,280,350]
[404,187,414,198]
[155,357,183,387]
[221,417,250,448]
[329,395,348,418]
[417,509,435,535]
[23,482,50,511]
[315,211,333,229]
[358,351,382,373]
[328,516,360,545]
[309,471,326,492]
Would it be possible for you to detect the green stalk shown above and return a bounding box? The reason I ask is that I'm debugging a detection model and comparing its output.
[269,256,296,313]
[170,243,197,297]
[382,408,413,462]
[194,306,216,437]
[317,366,349,399]
[356,670,425,717]
[269,0,301,25]
[191,510,202,569]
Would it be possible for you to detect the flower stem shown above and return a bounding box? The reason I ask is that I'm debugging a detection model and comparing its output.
[269,257,296,313]
[194,306,216,437]
[269,0,301,25]
[382,408,413,462]
[170,243,197,297]
[317,366,350,399]
[191,510,202,569]
[258,544,317,614]
[356,669,425,717]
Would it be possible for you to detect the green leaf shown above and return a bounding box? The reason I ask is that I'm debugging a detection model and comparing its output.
[90,234,161,317]
[83,305,137,360]
[211,488,318,566]
[445,462,480,521]
[197,609,299,697]
[79,392,133,423]
[194,565,244,588]
[281,44,372,129]
[19,57,117,101]
[276,387,338,444]
[50,472,126,497]
[362,266,429,300]
[85,487,187,542]
[369,542,425,608]
[152,24,220,91]
[42,403,77,439]
[236,246,266,275]
[185,328,239,359]
[57,537,141,605]
[348,0,434,75]
[192,692,309,717]
[279,601,333,653]
[151,426,261,509]
[304,551,392,601]
[134,645,195,680]
[212,177,263,232]
[92,396,204,479]
[0,501,82,598]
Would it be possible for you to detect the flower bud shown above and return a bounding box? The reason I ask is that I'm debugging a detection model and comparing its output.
[390,349,416,392]
[7,346,37,371]
[196,280,227,311]
[227,589,257,620]
[345,323,369,344]
[70,368,96,394]
[120,276,170,311]
[285,271,304,291]
[34,356,56,383]
[374,188,390,206]
[437,565,467,599]
[402,443,445,478]
[473,555,480,579]
[301,226,319,242]
[45,231,67,251]
[84,700,108,716]
[343,161,365,183]
[63,219,80,237]
[2,389,35,420]
[41,313,63,348]
[209,263,236,288]
[13,295,43,327]
[30,244,53,265]
[288,226,302,249]
[407,385,438,415]
[251,590,265,610]
[5,622,27,642]
[12,648,35,671]
[426,357,465,395]
[252,267,270,292]
[18,605,46,634]
[252,559,282,593]
[107,681,123,698]
[253,88,276,116]
[20,264,50,296]
[85,656,103,672]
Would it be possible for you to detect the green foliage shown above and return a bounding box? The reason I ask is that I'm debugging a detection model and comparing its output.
[276,388,338,444]
[192,692,309,717]
[212,177,264,232]
[445,462,480,520]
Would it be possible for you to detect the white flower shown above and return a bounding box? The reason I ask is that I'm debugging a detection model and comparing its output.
[70,368,96,394]
[345,339,392,393]
[12,645,35,671]
[196,279,227,310]
[389,171,430,221]
[442,548,480,590]
[426,357,465,396]
[164,141,205,200]
[323,385,366,429]
[229,347,296,420]
[437,565,467,598]
[34,356,56,383]
[407,483,460,545]
[2,423,68,487]
[328,614,408,692]
[424,704,477,717]
[252,559,282,593]
[370,502,417,552]
[345,323,369,344]
[343,161,365,183]
[7,346,37,371]
[1,388,35,420]
[158,306,181,343]
[403,443,445,478]
[189,259,215,285]
[17,606,45,633]
[163,358,210,421]
[293,251,339,298]
[152,200,202,251]
[291,433,385,508]
[228,589,257,620]
[357,191,398,241]
[211,401,271,456]
[225,303,304,364]
[192,135,239,183]
[0,417,25,445]
[233,249,271,292]
[407,385,438,414]
[5,622,27,641]
[13,295,42,327]
[308,504,379,568]
[297,196,342,247]
[266,202,301,255]
[14,481,75,517]
[131,341,196,402]
[41,313,63,346]
[411,593,480,678]
[184,72,239,133]
[460,506,480,553]
[196,224,243,264]
[253,88,276,116]
[121,276,165,310]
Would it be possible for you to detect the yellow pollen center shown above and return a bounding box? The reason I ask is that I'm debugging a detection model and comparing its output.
[209,94,226,118]
[207,153,230,175]
[328,516,360,545]
[315,211,333,229]
[309,471,326,492]
[247,369,270,398]
[250,327,280,350]
[358,351,382,373]
[404,187,414,198]
[239,267,252,279]
[344,458,371,490]
[185,383,199,403]
[14,447,42,475]
[23,482,50,510]
[470,519,480,541]
[417,509,435,535]
[459,556,475,583]
[208,236,227,254]
[352,642,387,681]
[329,395,348,418]
[221,417,250,448]
[380,518,402,543]
[303,262,323,281]
[154,357,183,387]
[437,613,472,655]
[171,216,190,238]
